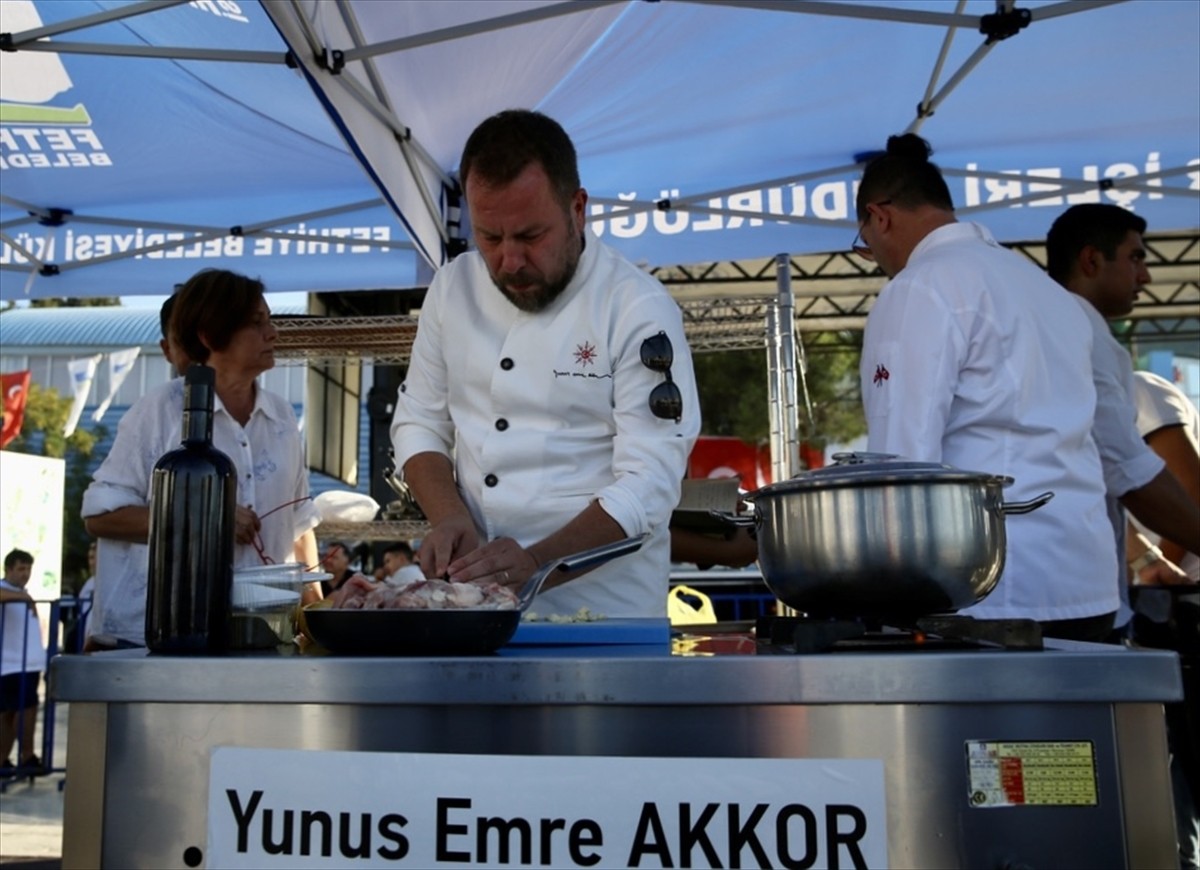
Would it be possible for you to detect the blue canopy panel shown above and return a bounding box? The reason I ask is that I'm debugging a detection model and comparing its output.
[562,0,1200,266]
[268,0,1199,271]
[0,0,418,300]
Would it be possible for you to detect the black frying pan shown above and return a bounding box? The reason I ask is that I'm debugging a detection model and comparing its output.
[303,535,647,655]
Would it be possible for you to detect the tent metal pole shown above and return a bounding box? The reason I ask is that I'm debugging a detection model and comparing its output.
[1030,0,1128,24]
[2,0,186,45]
[675,0,975,29]
[6,40,284,64]
[906,39,996,127]
[277,0,452,255]
[908,0,967,135]
[770,253,800,483]
[339,1,621,63]
[590,198,859,230]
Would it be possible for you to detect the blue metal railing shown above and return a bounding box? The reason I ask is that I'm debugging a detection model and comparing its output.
[0,595,90,791]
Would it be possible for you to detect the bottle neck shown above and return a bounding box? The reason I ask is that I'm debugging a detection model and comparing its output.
[181,406,213,445]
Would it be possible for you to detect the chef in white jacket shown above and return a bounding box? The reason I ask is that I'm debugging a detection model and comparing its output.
[854,134,1117,641]
[391,110,700,619]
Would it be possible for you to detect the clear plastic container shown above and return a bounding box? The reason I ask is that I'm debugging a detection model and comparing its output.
[230,564,305,650]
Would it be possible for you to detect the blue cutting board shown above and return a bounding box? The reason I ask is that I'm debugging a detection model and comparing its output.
[509,617,671,646]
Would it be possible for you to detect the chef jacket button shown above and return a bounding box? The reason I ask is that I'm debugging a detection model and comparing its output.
[484,473,499,487]
[500,358,514,371]
[495,418,508,431]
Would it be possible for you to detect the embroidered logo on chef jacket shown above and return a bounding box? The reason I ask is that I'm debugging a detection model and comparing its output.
[553,340,612,380]
[873,363,890,386]
[573,341,598,367]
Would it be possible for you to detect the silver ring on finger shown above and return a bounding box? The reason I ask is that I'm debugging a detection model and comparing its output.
[501,570,509,583]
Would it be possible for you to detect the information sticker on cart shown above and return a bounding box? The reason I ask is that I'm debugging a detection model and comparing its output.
[966,740,1098,807]
[208,748,888,868]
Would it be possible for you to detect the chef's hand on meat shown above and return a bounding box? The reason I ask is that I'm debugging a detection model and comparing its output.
[447,536,538,590]
[234,505,261,545]
[419,514,483,580]
[328,574,377,608]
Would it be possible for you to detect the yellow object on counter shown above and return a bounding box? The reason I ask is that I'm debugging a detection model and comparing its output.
[668,584,717,625]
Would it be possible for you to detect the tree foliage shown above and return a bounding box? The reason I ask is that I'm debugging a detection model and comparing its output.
[4,383,105,593]
[692,333,866,449]
[29,297,121,308]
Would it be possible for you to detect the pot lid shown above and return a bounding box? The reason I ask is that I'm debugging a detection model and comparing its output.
[750,452,1013,494]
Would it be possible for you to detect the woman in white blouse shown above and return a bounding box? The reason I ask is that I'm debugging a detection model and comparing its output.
[81,269,320,649]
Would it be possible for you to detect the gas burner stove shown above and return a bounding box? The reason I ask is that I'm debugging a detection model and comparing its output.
[755,614,1044,654]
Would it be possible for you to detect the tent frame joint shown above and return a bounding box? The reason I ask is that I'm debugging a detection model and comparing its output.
[37,208,72,227]
[317,48,346,75]
[979,6,1031,43]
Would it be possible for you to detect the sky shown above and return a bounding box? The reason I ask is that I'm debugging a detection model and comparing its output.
[120,291,309,310]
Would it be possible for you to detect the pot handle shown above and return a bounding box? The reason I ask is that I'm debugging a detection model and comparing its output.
[708,509,756,529]
[829,451,900,466]
[1001,491,1054,515]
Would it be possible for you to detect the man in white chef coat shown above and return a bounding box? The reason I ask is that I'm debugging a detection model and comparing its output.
[1046,204,1199,602]
[390,110,700,619]
[854,134,1117,641]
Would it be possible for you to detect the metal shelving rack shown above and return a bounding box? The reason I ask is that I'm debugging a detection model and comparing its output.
[279,232,1198,540]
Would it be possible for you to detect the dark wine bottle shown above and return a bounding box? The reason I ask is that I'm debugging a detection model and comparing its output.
[145,364,237,654]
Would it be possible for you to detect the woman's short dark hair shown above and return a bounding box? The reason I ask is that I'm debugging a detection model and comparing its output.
[856,133,954,220]
[1045,203,1147,285]
[459,109,581,209]
[170,269,266,364]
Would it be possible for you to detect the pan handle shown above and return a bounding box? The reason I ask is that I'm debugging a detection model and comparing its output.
[1001,491,1054,515]
[517,534,648,608]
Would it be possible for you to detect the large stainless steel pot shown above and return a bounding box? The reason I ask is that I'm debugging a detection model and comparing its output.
[742,453,1052,620]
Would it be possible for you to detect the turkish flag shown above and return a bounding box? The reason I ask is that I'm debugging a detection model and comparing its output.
[1,370,32,449]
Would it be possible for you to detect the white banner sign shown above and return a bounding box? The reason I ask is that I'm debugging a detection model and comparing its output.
[207,749,887,869]
[63,353,102,437]
[91,346,140,421]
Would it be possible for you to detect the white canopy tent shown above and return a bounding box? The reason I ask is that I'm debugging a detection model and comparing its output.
[1,0,1197,301]
[264,0,1200,269]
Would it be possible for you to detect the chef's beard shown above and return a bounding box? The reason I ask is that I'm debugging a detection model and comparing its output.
[493,232,584,314]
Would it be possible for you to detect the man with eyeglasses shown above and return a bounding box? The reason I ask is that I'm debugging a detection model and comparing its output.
[390,110,700,619]
[854,133,1118,642]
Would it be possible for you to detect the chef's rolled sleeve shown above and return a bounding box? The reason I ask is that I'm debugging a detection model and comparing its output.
[81,395,161,518]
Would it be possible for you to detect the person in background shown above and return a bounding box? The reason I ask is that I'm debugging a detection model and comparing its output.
[65,541,97,654]
[669,527,758,570]
[853,133,1116,641]
[1127,368,1200,869]
[1,549,44,775]
[1045,203,1199,609]
[320,541,356,597]
[1127,370,1200,584]
[377,540,424,586]
[391,109,699,619]
[82,269,321,650]
[158,292,190,376]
